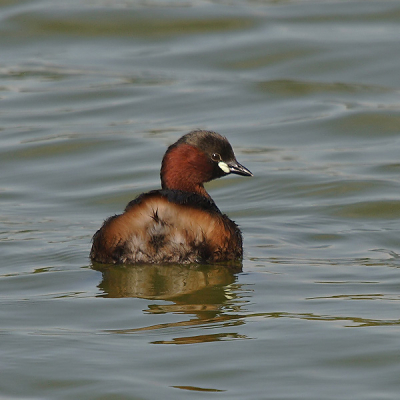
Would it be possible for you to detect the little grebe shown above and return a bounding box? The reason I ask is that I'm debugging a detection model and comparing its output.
[90,130,252,264]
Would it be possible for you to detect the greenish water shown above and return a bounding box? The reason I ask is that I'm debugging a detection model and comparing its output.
[1,0,400,399]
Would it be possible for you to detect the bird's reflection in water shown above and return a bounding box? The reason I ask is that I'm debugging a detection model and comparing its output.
[92,261,244,320]
[92,262,248,343]
[93,261,241,298]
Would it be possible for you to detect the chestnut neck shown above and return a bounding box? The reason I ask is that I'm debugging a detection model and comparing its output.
[160,143,213,198]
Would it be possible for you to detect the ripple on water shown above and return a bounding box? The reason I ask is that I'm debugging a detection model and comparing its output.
[258,79,394,97]
[9,10,255,38]
[333,200,400,219]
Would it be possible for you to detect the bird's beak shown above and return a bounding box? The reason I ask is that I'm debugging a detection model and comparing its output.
[227,160,253,177]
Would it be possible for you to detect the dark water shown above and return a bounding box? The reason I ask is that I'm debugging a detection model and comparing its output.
[1,0,400,399]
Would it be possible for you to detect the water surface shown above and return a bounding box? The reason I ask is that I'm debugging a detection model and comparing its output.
[1,0,400,399]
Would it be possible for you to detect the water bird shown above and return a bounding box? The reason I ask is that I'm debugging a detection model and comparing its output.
[90,130,252,264]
